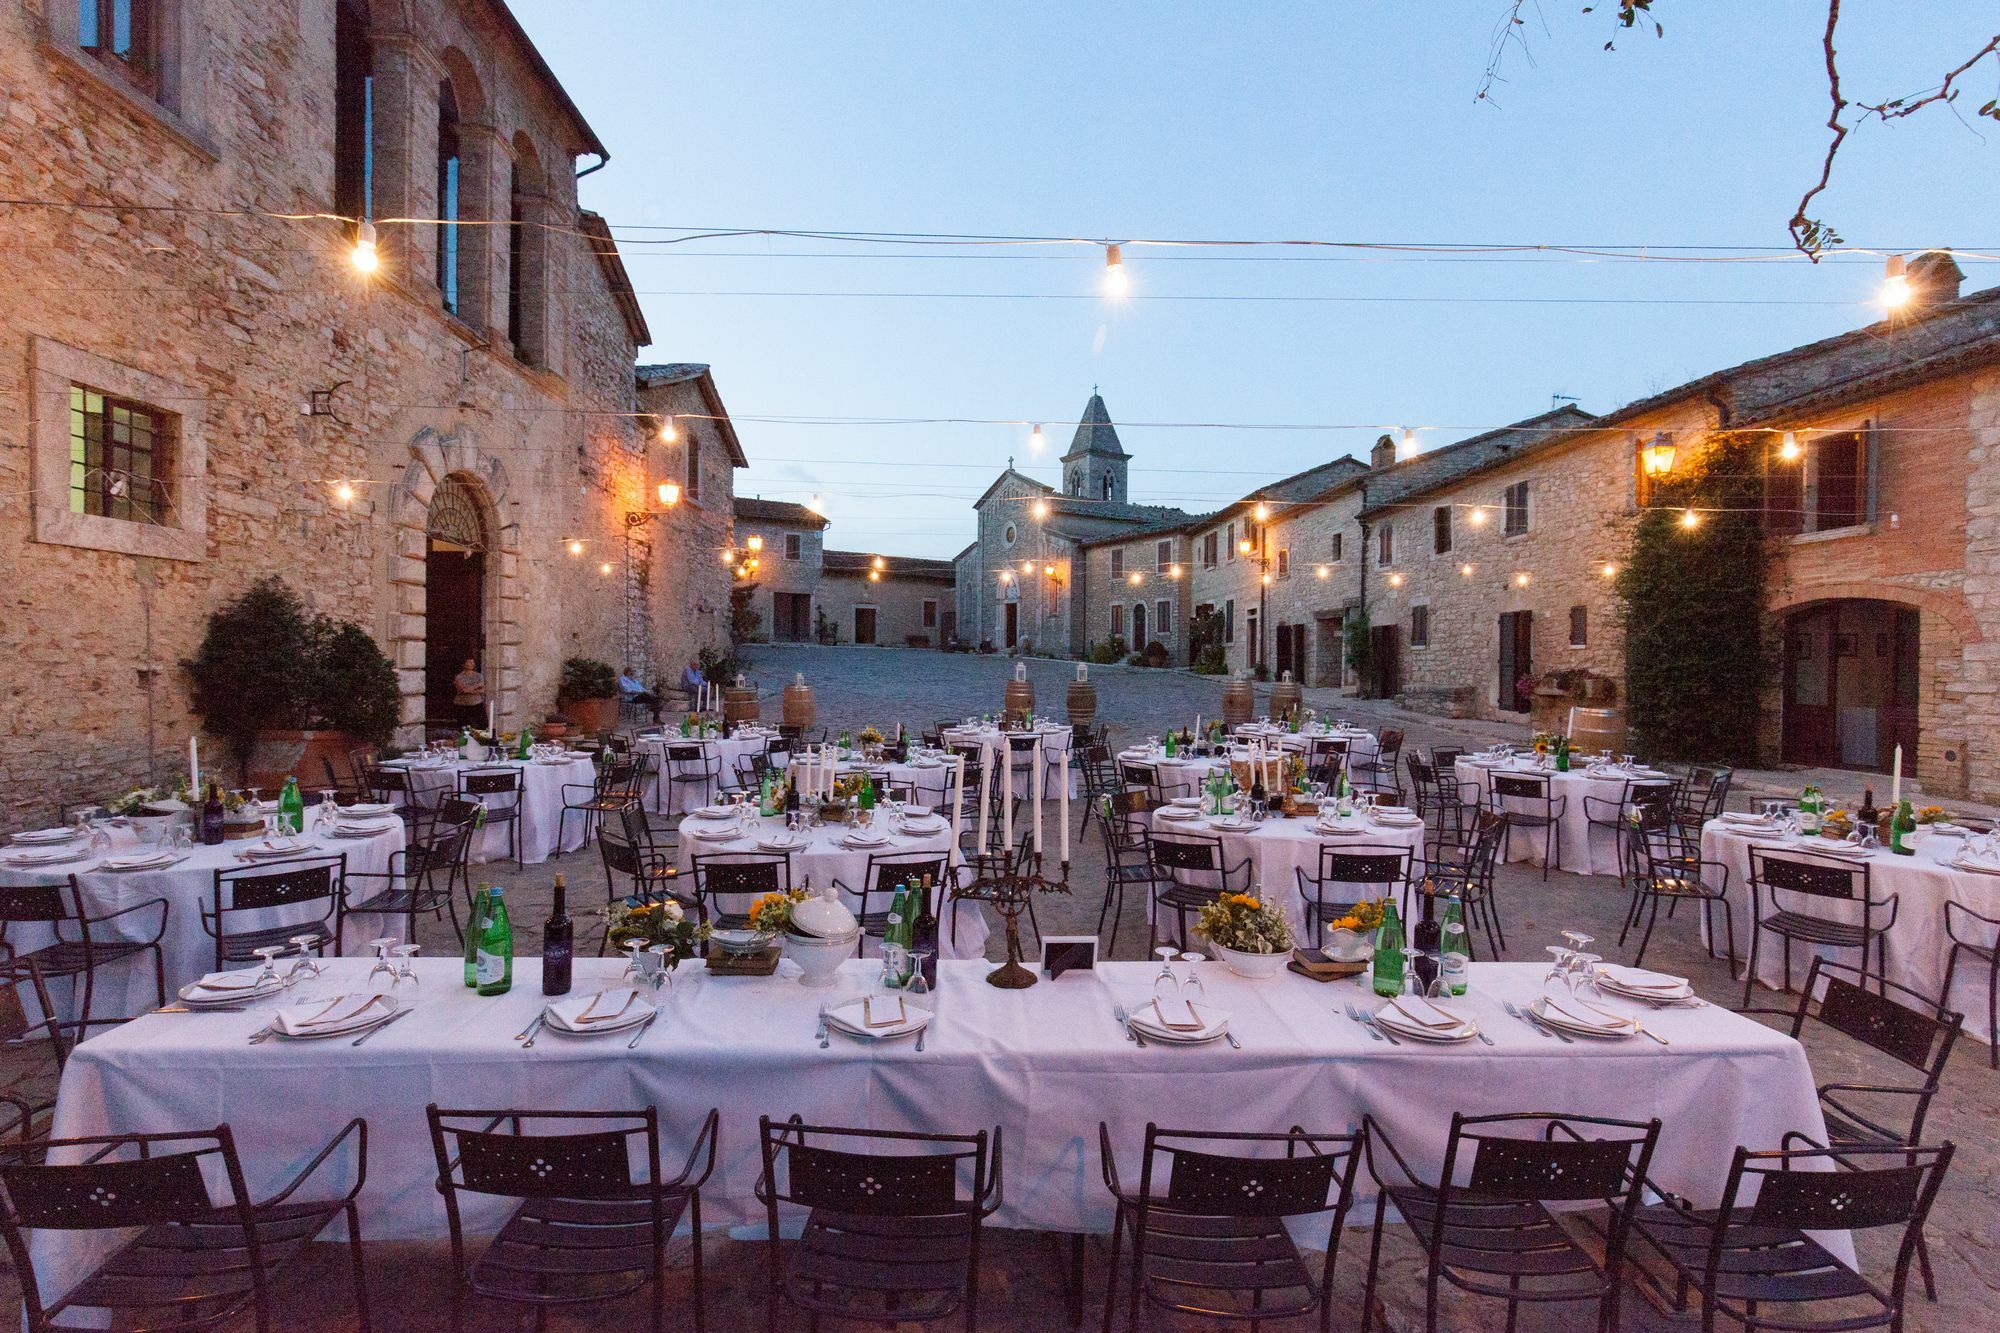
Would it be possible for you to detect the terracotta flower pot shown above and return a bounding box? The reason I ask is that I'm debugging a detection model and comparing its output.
[561,696,619,735]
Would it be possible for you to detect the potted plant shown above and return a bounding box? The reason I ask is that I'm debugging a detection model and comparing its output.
[557,657,620,734]
[182,578,400,789]
[1196,892,1296,978]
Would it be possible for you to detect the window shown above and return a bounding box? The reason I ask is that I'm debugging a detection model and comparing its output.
[333,0,373,227]
[1763,430,1874,535]
[1376,524,1393,568]
[1002,523,1017,547]
[435,80,462,315]
[1223,599,1236,644]
[1433,505,1452,554]
[1276,547,1290,578]
[1101,474,1113,500]
[1109,603,1123,636]
[1410,605,1430,648]
[505,141,548,365]
[1109,548,1124,579]
[1503,481,1529,536]
[79,0,158,96]
[1226,522,1237,560]
[1569,605,1588,648]
[69,384,173,525]
[922,599,937,628]
[1156,539,1173,572]
[1068,469,1081,495]
[1331,532,1343,562]
[1202,532,1218,568]
[684,433,701,501]
[1156,599,1172,634]
[784,532,801,560]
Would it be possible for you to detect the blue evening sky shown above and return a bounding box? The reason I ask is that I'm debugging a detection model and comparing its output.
[512,2,2000,557]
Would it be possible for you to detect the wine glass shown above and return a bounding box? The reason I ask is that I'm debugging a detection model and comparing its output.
[285,936,323,983]
[905,951,935,1014]
[316,789,341,834]
[645,944,676,996]
[1151,946,1182,1007]
[365,938,398,996]
[1177,953,1207,1011]
[620,938,649,985]
[251,945,286,990]
[391,944,421,996]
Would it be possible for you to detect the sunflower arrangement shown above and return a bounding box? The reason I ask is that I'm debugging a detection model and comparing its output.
[748,885,812,935]
[1196,892,1295,955]
[857,725,885,746]
[1323,897,1389,935]
[1916,805,1950,825]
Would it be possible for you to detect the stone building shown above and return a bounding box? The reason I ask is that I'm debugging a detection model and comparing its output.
[0,0,733,826]
[816,552,957,647]
[633,364,748,677]
[1076,518,1197,664]
[729,497,829,643]
[960,394,1192,654]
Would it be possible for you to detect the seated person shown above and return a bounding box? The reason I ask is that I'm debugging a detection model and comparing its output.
[618,671,662,724]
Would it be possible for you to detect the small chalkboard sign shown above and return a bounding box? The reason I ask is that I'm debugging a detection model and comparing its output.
[1041,935,1098,979]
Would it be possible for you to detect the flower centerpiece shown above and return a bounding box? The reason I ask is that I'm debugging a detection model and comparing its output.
[605,897,707,970]
[1915,805,1950,826]
[857,724,885,761]
[748,886,811,936]
[1322,897,1388,962]
[1197,892,1295,978]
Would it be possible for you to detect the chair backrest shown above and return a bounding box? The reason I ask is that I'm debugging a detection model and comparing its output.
[1312,847,1410,895]
[410,819,474,877]
[0,879,78,926]
[1138,1125,1359,1221]
[597,816,646,881]
[1150,834,1220,873]
[433,796,483,829]
[694,854,787,900]
[1627,778,1677,809]
[759,1116,989,1220]
[869,855,947,899]
[1442,1112,1659,1208]
[1735,1141,1952,1234]
[0,1128,247,1239]
[1376,728,1404,755]
[1751,850,1865,902]
[1802,958,1961,1079]
[598,758,639,791]
[665,743,706,765]
[216,856,342,913]
[427,1107,655,1202]
[1119,762,1159,790]
[1431,747,1461,770]
[1492,774,1549,800]
[366,765,410,793]
[460,770,521,797]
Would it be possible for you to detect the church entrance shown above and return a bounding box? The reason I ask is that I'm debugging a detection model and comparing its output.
[1003,603,1019,649]
[423,477,489,728]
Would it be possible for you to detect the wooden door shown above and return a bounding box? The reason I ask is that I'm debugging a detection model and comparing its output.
[1275,622,1295,680]
[854,607,877,646]
[1370,623,1400,699]
[1003,603,1018,649]
[1497,611,1532,713]
[424,542,485,722]
[1132,603,1147,651]
[1782,606,1836,765]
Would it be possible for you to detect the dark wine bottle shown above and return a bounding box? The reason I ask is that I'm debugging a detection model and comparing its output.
[1412,887,1441,994]
[542,873,573,997]
[914,873,940,988]
[200,782,226,846]
[1857,786,1879,830]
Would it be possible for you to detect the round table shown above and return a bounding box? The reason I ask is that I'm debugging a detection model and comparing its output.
[1117,750,1228,800]
[0,818,405,1018]
[638,731,780,814]
[1453,759,1670,877]
[672,809,988,959]
[1234,722,1380,771]
[383,754,597,863]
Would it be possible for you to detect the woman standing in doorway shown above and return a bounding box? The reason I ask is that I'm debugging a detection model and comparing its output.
[453,657,486,728]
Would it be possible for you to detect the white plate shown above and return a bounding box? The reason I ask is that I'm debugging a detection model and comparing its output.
[1167,797,1202,808]
[1155,808,1200,822]
[1127,1001,1231,1044]
[688,826,742,842]
[824,997,929,1039]
[241,840,312,860]
[1533,996,1637,1039]
[842,834,891,849]
[756,837,805,852]
[1373,999,1480,1043]
[911,759,944,770]
[690,807,736,820]
[1597,966,1693,1001]
[270,995,400,1039]
[103,852,182,872]
[5,847,92,867]
[1207,818,1256,832]
[543,990,657,1035]
[178,973,286,1006]
[11,828,81,846]
[344,803,396,817]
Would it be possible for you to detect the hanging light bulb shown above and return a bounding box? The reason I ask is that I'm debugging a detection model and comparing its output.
[1253,502,1269,523]
[658,416,678,444]
[1459,562,1475,578]
[1779,430,1802,462]
[804,494,825,515]
[868,570,881,583]
[333,480,356,504]
[656,481,681,507]
[1029,423,1046,452]
[1314,564,1330,580]
[350,220,379,275]
[746,534,763,552]
[567,538,584,557]
[1514,572,1531,587]
[1127,571,1142,586]
[873,555,887,571]
[599,560,614,576]
[722,550,735,565]
[1397,427,1419,461]
[1601,562,1618,579]
[1169,563,1182,579]
[1881,254,1911,309]
[1680,508,1701,529]
[1103,243,1128,297]
[1032,499,1050,519]
[1468,507,1487,527]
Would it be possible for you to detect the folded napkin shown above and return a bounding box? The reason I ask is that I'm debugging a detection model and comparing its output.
[104,851,175,870]
[862,994,907,1028]
[1150,998,1205,1031]
[1389,995,1466,1031]
[1540,995,1633,1033]
[191,969,270,994]
[1720,813,1771,826]
[548,989,643,1031]
[1601,965,1689,993]
[1953,855,2000,877]
[274,993,393,1037]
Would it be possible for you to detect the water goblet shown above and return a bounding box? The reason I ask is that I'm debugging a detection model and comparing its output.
[621,939,649,985]
[285,936,324,983]
[1151,946,1182,1007]
[391,944,421,996]
[645,944,676,996]
[365,938,398,996]
[316,790,341,834]
[1176,953,1207,1010]
[904,951,935,1014]
[251,945,286,990]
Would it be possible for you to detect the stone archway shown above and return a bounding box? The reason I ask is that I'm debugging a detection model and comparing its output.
[387,428,521,741]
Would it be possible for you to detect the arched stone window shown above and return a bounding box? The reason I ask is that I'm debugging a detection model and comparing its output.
[435,78,463,315]
[506,135,548,364]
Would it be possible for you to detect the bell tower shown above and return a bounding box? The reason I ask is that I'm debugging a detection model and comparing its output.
[1060,391,1129,505]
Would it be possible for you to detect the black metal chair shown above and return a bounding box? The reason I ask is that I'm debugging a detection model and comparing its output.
[690,852,792,931]
[204,854,346,971]
[1745,847,1898,1006]
[425,1105,718,1333]
[457,768,523,863]
[1118,760,1163,805]
[558,753,648,851]
[0,959,92,1157]
[661,743,720,817]
[1672,765,1733,834]
[1487,772,1566,880]
[0,1121,371,1332]
[834,853,949,945]
[1098,1121,1361,1332]
[1147,833,1251,953]
[1627,1139,1953,1333]
[596,806,687,954]
[1942,898,2000,1068]
[1619,809,1736,970]
[1430,746,1462,773]
[0,875,167,1028]
[1353,727,1403,788]
[363,762,413,808]
[1425,811,1507,957]
[1077,743,1119,841]
[1094,790,1160,955]
[1295,846,1411,947]
[1583,776,1678,889]
[755,1115,1001,1332]
[1360,1110,1660,1333]
[342,818,477,948]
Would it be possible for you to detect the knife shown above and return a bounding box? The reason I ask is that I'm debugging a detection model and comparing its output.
[351,1008,410,1046]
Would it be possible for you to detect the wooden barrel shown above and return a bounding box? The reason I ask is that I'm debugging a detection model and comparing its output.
[723,685,760,729]
[1221,676,1254,727]
[1003,677,1036,726]
[1268,676,1302,722]
[1065,680,1097,731]
[782,681,816,730]
[1567,706,1627,755]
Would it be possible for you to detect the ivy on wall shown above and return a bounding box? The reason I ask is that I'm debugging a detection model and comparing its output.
[1614,433,1775,764]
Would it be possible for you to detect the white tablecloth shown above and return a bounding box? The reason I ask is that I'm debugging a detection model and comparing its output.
[1455,760,1667,877]
[34,957,1832,1303]
[639,733,776,814]
[0,822,404,1018]
[385,756,594,863]
[1235,723,1380,772]
[944,726,1078,798]
[1700,820,2000,1045]
[673,811,988,960]
[1147,809,1426,939]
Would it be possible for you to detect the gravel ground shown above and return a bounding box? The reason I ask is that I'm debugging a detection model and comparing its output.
[5,645,1992,1330]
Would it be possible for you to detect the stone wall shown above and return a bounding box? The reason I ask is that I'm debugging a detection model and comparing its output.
[814,574,953,647]
[727,515,823,642]
[1259,489,1365,689]
[1079,534,1192,664]
[630,379,737,682]
[0,0,651,829]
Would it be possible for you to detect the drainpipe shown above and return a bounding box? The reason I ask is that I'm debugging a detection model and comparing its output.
[575,152,609,180]
[1355,509,1373,695]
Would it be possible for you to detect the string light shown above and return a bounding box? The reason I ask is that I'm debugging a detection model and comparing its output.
[804,494,826,515]
[1514,572,1531,587]
[658,416,678,444]
[1127,571,1143,586]
[1103,243,1128,297]
[1168,563,1183,579]
[1881,254,1911,309]
[1601,562,1618,578]
[1021,560,1034,574]
[1387,573,1404,588]
[656,481,681,507]
[567,538,585,556]
[1396,427,1420,461]
[1459,563,1475,577]
[1681,508,1701,529]
[333,480,356,504]
[1253,502,1269,522]
[868,570,881,582]
[1468,508,1487,527]
[1260,572,1272,586]
[1029,424,1045,452]
[722,550,735,565]
[1779,430,1802,461]
[999,570,1013,583]
[350,221,379,275]
[873,555,886,571]
[1032,499,1050,519]
[1315,564,1330,579]
[599,561,614,576]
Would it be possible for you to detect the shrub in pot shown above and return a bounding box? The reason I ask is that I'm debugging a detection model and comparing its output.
[557,657,620,733]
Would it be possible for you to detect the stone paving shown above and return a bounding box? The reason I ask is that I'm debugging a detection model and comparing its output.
[5,645,1995,1329]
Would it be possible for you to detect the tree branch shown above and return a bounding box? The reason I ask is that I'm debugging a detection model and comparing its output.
[1856,32,2000,121]
[1788,0,1848,258]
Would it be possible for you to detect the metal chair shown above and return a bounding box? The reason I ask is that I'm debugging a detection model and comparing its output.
[1077,743,1119,841]
[1627,1139,1953,1333]
[1094,790,1160,956]
[1118,760,1162,806]
[1147,833,1251,953]
[1360,1110,1661,1333]
[596,807,687,954]
[425,1105,718,1333]
[1296,846,1411,947]
[0,876,167,1028]
[204,855,346,971]
[1582,776,1678,888]
[661,743,719,817]
[833,853,949,944]
[457,768,524,864]
[1619,808,1736,971]
[1942,898,2000,1068]
[558,753,647,851]
[0,959,90,1157]
[690,852,792,931]
[1487,772,1566,880]
[1098,1121,1361,1332]
[755,1115,1001,1332]
[1424,812,1507,957]
[1745,847,1898,1006]
[1430,746,1462,773]
[0,1120,371,1333]
[1354,728,1403,788]
[341,818,477,948]
[1673,765,1733,834]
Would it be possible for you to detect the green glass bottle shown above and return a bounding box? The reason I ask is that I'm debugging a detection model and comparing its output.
[516,725,533,760]
[1891,799,1917,856]
[475,885,514,994]
[883,883,912,985]
[463,887,488,988]
[1439,892,1469,996]
[1371,899,1407,997]
[858,773,876,811]
[1554,738,1570,773]
[1163,730,1177,759]
[279,775,304,834]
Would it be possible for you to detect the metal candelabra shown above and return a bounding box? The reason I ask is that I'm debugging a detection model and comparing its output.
[973,850,1072,989]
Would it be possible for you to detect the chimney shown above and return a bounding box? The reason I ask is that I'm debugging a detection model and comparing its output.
[1370,433,1396,470]
[1908,250,1964,307]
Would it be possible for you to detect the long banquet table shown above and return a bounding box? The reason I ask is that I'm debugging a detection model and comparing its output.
[36,956,1831,1300]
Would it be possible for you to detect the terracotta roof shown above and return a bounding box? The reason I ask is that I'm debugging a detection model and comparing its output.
[823,550,956,580]
[1357,406,1600,519]
[578,211,648,347]
[733,497,827,528]
[634,364,749,466]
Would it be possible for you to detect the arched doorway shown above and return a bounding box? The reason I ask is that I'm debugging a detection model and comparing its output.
[1781,599,1919,771]
[423,476,488,726]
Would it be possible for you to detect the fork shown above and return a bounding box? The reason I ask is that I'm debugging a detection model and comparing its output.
[1505,1000,1572,1044]
[1112,1004,1146,1047]
[1356,1009,1402,1046]
[519,1014,547,1048]
[626,1011,659,1049]
[1223,1031,1241,1049]
[816,1005,830,1049]
[1343,1002,1385,1043]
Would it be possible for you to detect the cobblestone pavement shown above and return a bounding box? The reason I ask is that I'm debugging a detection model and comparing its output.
[7,645,1994,1328]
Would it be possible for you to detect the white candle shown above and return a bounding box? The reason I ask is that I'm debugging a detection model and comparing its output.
[976,744,992,851]
[1032,739,1045,855]
[1059,746,1071,864]
[949,753,966,851]
[1076,662,1087,682]
[1195,713,1202,739]
[189,735,199,793]
[1003,739,1015,852]
[1891,744,1902,808]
